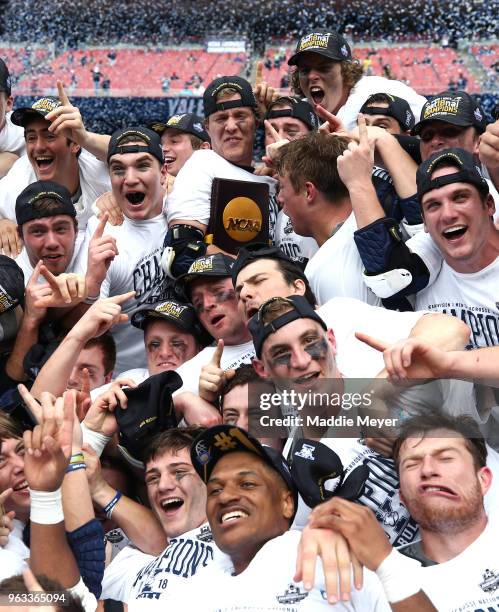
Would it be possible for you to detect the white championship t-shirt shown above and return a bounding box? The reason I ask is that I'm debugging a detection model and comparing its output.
[413,257,499,348]
[87,213,169,375]
[0,150,110,233]
[305,213,381,307]
[275,210,319,267]
[180,529,391,611]
[420,518,499,612]
[166,149,278,243]
[337,75,427,132]
[0,112,25,156]
[102,523,229,605]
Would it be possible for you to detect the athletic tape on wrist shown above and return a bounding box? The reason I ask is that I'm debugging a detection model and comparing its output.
[376,548,422,603]
[81,423,111,457]
[29,488,64,525]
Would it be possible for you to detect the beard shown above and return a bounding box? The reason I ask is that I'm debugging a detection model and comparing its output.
[401,479,484,535]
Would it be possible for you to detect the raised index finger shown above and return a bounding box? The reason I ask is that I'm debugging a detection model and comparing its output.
[254,61,263,87]
[93,213,109,240]
[57,80,71,107]
[264,119,280,143]
[357,113,368,144]
[354,331,388,353]
[210,339,224,367]
[315,104,342,131]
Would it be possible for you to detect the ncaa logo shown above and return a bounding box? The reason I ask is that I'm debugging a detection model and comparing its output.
[195,440,211,465]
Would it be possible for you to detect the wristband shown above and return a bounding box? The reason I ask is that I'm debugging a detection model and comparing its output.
[66,462,86,473]
[83,294,100,305]
[376,548,422,603]
[29,488,64,525]
[81,423,111,457]
[103,491,122,519]
[70,453,85,464]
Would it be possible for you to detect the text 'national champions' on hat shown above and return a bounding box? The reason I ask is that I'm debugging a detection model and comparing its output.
[412,91,487,135]
[11,96,62,127]
[288,31,352,66]
[149,113,210,143]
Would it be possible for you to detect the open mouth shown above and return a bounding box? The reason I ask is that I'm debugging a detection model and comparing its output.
[35,156,54,170]
[309,86,325,105]
[420,484,457,498]
[210,314,225,326]
[161,497,184,513]
[220,509,249,524]
[293,371,320,385]
[246,306,258,319]
[13,480,29,492]
[442,225,467,241]
[125,192,146,205]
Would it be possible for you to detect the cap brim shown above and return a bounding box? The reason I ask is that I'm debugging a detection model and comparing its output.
[412,115,473,136]
[10,108,48,127]
[131,308,191,333]
[288,48,341,66]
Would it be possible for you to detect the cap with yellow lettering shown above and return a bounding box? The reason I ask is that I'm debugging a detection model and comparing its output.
[413,91,487,136]
[11,96,62,127]
[131,299,212,346]
[288,31,352,66]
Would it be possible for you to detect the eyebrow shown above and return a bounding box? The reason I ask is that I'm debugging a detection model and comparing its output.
[268,328,320,353]
[235,272,267,293]
[401,446,460,466]
[208,469,260,484]
[110,154,153,167]
[145,461,191,476]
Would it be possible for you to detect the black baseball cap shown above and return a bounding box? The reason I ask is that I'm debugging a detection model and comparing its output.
[0,59,12,96]
[265,96,320,131]
[191,425,298,513]
[416,147,489,203]
[288,31,352,66]
[203,76,257,118]
[177,253,235,289]
[149,113,210,143]
[0,255,24,315]
[231,243,295,287]
[360,93,415,131]
[412,91,487,136]
[15,180,76,227]
[248,295,327,358]
[107,126,164,165]
[11,96,62,127]
[131,299,212,346]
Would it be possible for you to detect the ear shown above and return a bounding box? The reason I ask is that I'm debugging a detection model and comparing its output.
[485,193,495,219]
[69,141,81,156]
[201,141,211,150]
[6,96,13,113]
[104,371,114,384]
[291,278,306,296]
[477,466,492,497]
[326,328,337,355]
[252,357,268,379]
[281,488,295,521]
[160,162,168,183]
[304,181,317,203]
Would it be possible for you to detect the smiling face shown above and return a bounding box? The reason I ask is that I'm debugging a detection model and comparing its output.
[235,259,306,322]
[161,129,195,177]
[206,451,293,573]
[21,214,76,275]
[254,318,338,387]
[190,277,250,345]
[421,166,495,273]
[0,437,30,522]
[144,319,199,375]
[109,144,165,220]
[419,121,479,161]
[398,431,491,534]
[145,447,207,538]
[25,117,80,186]
[206,94,256,166]
[296,53,347,114]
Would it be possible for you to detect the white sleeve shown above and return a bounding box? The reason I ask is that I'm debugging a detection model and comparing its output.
[406,231,443,285]
[166,152,214,226]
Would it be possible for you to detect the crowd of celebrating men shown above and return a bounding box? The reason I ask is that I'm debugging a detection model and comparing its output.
[0,25,499,612]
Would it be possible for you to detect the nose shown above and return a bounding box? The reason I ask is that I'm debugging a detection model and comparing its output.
[158,342,175,362]
[67,366,81,390]
[420,455,439,478]
[44,230,60,249]
[11,452,25,474]
[224,115,238,133]
[239,283,253,303]
[217,482,241,506]
[124,166,139,184]
[157,471,177,493]
[201,293,217,312]
[290,347,312,370]
[439,200,459,223]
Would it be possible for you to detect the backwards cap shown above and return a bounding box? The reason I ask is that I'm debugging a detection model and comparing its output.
[203,76,257,118]
[107,126,164,165]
